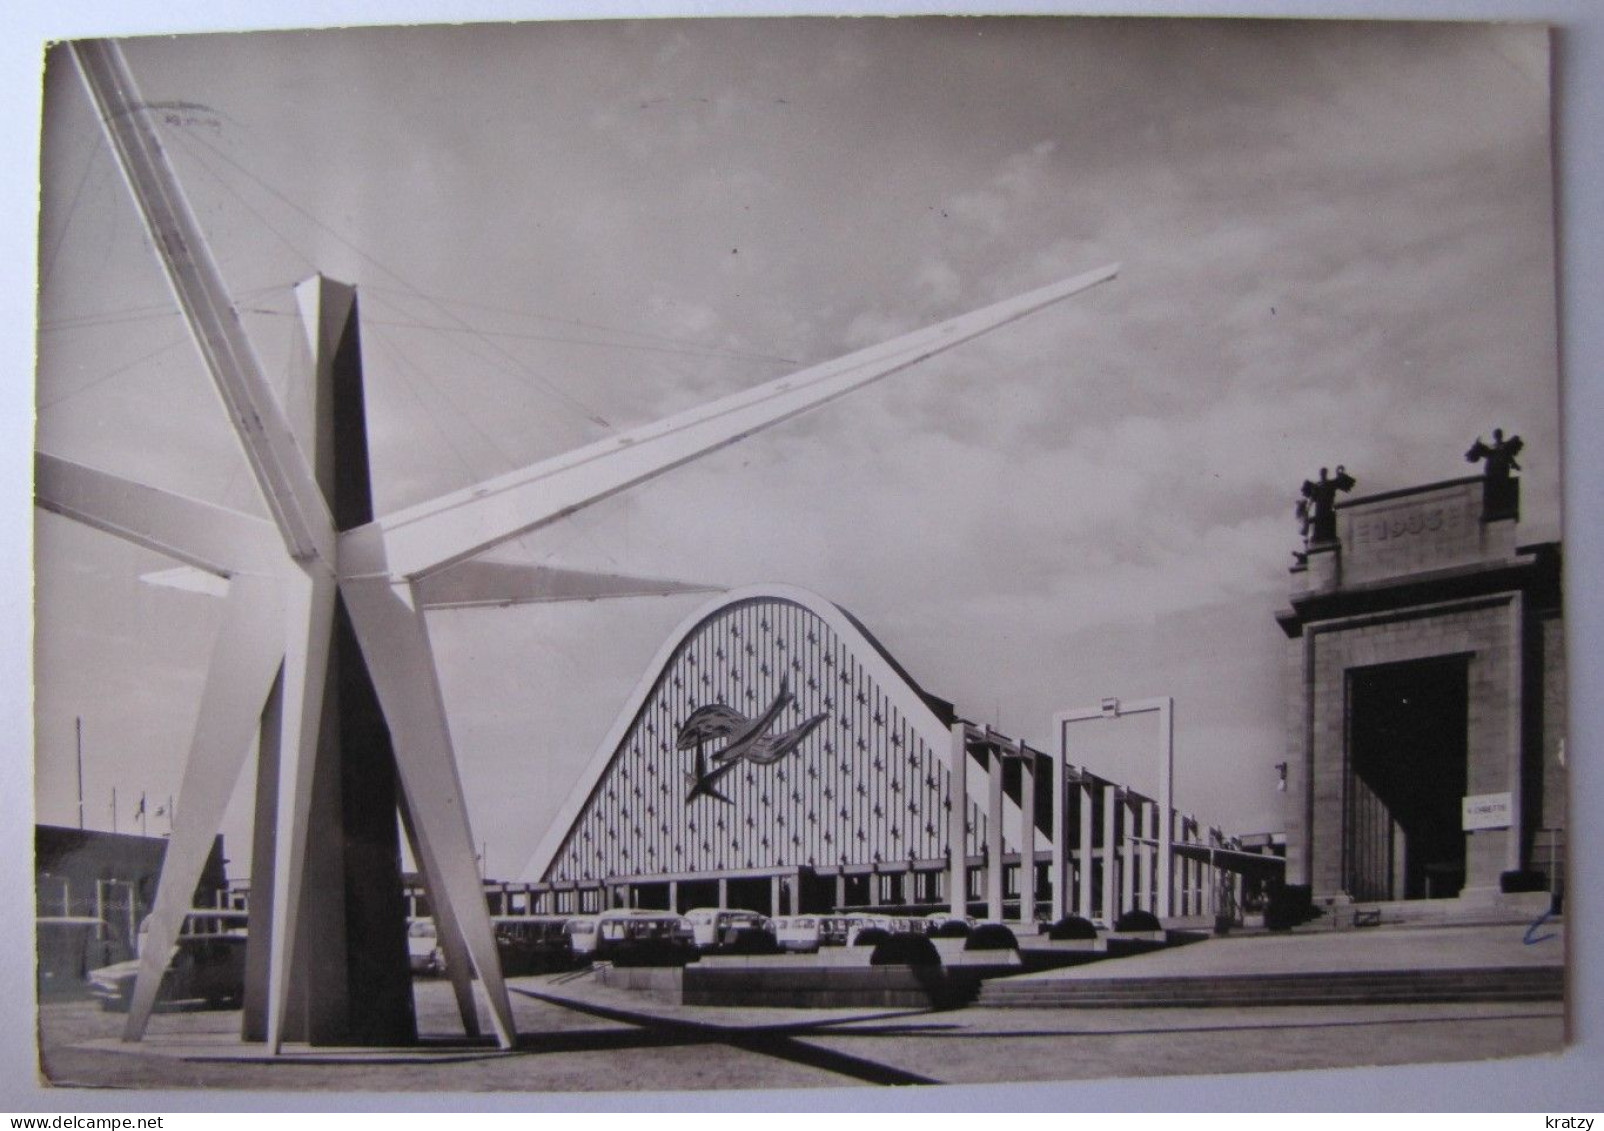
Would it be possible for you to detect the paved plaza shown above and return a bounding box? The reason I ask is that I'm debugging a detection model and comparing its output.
[36,923,1567,1096]
[36,981,1565,1094]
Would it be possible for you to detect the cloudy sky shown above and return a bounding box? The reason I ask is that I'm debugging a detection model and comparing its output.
[31,17,1559,881]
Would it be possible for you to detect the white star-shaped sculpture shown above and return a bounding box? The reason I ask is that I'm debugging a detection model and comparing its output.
[42,38,1117,1054]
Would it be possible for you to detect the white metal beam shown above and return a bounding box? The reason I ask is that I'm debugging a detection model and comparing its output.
[368,263,1119,581]
[122,573,284,1039]
[70,39,333,564]
[35,453,280,577]
[338,527,516,1048]
[396,795,481,1040]
[139,567,231,598]
[262,563,338,1053]
[413,559,720,610]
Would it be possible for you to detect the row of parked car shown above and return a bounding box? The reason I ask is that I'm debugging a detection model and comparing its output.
[80,906,989,1010]
[409,908,986,975]
[85,909,250,1012]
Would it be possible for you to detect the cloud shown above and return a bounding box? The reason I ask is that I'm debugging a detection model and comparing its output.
[32,19,1560,884]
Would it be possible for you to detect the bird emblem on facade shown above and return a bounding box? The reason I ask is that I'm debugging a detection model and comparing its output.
[677,676,828,804]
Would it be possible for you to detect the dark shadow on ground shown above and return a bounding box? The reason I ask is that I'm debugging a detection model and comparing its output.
[510,986,940,1086]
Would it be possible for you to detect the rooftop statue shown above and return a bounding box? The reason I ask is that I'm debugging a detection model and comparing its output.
[1466,428,1523,519]
[1298,465,1356,547]
[1466,427,1523,481]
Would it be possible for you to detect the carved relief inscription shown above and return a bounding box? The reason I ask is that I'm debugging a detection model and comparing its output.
[1341,484,1483,581]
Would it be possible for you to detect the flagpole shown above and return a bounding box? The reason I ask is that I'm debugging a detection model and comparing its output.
[75,717,85,830]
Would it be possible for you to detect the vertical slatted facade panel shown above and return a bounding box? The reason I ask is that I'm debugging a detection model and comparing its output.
[545,597,955,885]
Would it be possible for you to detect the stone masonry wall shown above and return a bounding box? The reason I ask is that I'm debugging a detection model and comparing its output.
[1305,594,1520,899]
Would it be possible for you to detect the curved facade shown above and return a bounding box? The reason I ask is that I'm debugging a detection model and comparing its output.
[532,586,991,892]
[514,584,1231,924]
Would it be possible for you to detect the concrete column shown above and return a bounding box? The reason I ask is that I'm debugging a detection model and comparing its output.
[1176,825,1188,914]
[1505,592,1526,875]
[987,743,1005,923]
[835,873,846,911]
[1078,781,1094,920]
[1120,795,1136,919]
[1193,828,1204,915]
[1157,698,1174,918]
[1206,834,1220,916]
[271,277,413,1047]
[717,876,728,909]
[1102,783,1118,928]
[1184,823,1198,915]
[770,875,781,917]
[668,880,679,914]
[948,722,969,917]
[1164,809,1178,918]
[1137,802,1154,913]
[1019,748,1037,924]
[1051,752,1067,922]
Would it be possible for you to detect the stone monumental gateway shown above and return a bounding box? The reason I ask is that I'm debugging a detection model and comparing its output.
[1276,436,1564,909]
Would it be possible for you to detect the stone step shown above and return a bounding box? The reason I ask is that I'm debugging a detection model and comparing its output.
[983,968,1560,991]
[982,994,1560,1009]
[982,985,1561,1003]
[977,965,1561,1008]
[984,978,1560,998]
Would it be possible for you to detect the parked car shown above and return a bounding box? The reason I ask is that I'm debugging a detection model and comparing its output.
[37,916,122,999]
[407,918,445,976]
[816,915,858,946]
[563,915,601,960]
[886,916,931,935]
[593,910,698,967]
[681,907,769,951]
[845,913,894,945]
[770,915,822,953]
[493,915,575,975]
[88,910,248,1012]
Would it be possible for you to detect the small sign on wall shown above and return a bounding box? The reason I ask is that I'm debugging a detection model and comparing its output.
[1462,791,1513,831]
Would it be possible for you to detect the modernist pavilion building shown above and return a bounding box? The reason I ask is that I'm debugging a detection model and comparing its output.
[489,584,1252,928]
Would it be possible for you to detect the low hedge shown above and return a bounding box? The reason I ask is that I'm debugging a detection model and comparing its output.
[1045,915,1099,941]
[930,920,972,939]
[852,927,892,948]
[1500,869,1548,894]
[1113,909,1162,933]
[1264,882,1316,931]
[869,933,941,967]
[963,923,1019,952]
